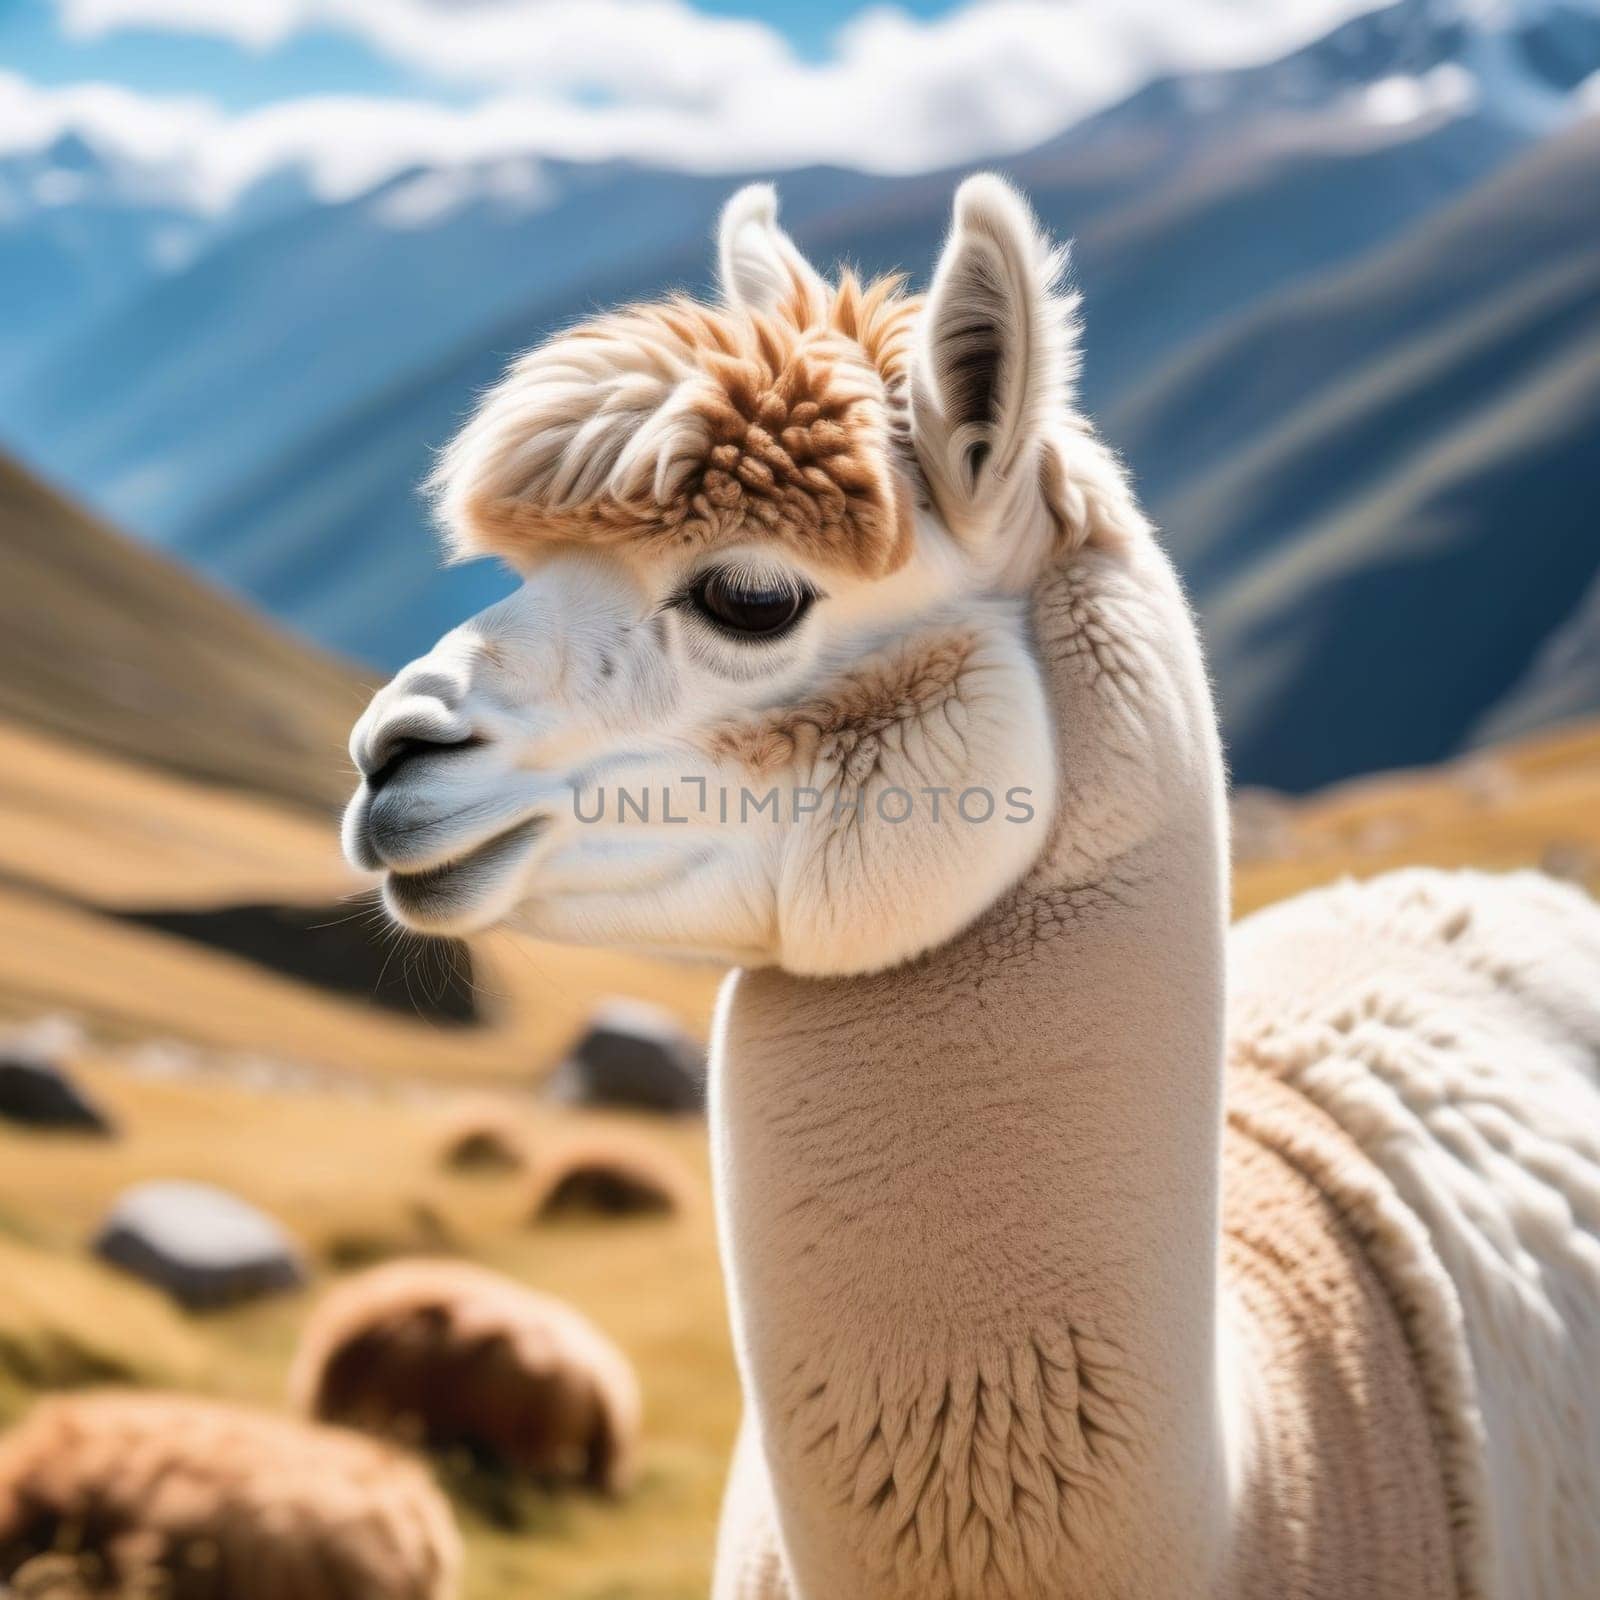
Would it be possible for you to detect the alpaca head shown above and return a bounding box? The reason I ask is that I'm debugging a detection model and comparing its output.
[345,176,1145,973]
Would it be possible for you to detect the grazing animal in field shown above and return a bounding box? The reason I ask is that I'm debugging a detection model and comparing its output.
[0,1392,458,1600]
[290,1258,640,1493]
[436,1101,532,1174]
[529,1135,691,1221]
[343,177,1600,1598]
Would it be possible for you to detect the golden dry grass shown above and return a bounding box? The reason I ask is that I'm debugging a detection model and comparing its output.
[0,1236,212,1420]
[0,1059,735,1600]
[1233,718,1600,914]
[0,700,729,1595]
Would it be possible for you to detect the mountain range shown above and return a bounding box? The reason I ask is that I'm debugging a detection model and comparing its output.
[2,0,1598,791]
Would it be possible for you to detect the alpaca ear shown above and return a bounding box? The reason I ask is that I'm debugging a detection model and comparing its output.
[912,174,1079,534]
[717,184,829,320]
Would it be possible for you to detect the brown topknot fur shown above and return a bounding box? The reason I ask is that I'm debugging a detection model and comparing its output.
[0,1392,460,1600]
[434,272,922,581]
[289,1259,641,1494]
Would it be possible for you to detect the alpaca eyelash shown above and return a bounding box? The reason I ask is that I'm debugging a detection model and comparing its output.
[662,572,820,625]
[663,562,819,613]
[660,586,810,620]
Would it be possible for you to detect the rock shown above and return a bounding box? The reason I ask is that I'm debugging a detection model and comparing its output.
[546,999,705,1113]
[0,1042,114,1135]
[93,1181,306,1310]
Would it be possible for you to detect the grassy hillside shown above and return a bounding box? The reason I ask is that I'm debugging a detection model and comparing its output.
[1233,716,1600,913]
[0,451,722,1079]
[0,452,733,1597]
[0,1063,733,1600]
[2,441,1597,1600]
[2,709,1597,1597]
[0,717,722,1080]
[0,454,366,814]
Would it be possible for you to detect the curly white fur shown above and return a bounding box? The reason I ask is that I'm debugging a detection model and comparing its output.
[1230,868,1600,1600]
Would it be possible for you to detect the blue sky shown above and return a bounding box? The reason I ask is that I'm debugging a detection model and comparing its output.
[2,0,426,107]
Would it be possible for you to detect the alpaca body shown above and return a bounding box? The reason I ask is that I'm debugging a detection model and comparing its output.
[1229,867,1600,1600]
[707,503,1600,1599]
[340,175,1600,1600]
[712,860,1600,1600]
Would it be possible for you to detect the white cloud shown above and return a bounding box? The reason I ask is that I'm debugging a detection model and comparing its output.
[56,0,1409,107]
[12,1,1449,213]
[0,71,220,203]
[370,159,553,227]
[58,0,792,100]
[62,0,301,53]
[1360,63,1479,126]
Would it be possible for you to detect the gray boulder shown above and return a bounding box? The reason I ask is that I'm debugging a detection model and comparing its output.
[546,999,705,1114]
[94,1181,306,1310]
[0,1044,114,1135]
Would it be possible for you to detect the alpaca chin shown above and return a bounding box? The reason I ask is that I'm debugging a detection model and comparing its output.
[380,815,548,934]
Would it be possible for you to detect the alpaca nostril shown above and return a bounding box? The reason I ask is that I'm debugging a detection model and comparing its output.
[363,732,482,794]
[365,736,433,795]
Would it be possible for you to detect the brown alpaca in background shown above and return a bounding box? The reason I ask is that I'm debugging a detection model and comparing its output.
[290,1258,641,1493]
[0,1392,458,1600]
[528,1135,692,1221]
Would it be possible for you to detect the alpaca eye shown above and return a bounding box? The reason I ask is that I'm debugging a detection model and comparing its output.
[688,569,813,640]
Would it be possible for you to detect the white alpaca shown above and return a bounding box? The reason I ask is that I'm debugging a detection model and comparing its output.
[344,177,1600,1598]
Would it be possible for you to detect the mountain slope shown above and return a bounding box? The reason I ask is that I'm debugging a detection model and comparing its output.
[126,106,1528,666]
[0,134,209,389]
[2,1,1599,786]
[1470,565,1600,746]
[1110,117,1600,790]
[1212,296,1600,786]
[0,459,719,1076]
[3,0,1571,668]
[1111,115,1600,514]
[0,453,365,812]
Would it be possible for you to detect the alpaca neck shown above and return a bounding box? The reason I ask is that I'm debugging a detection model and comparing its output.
[712,688,1234,1597]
